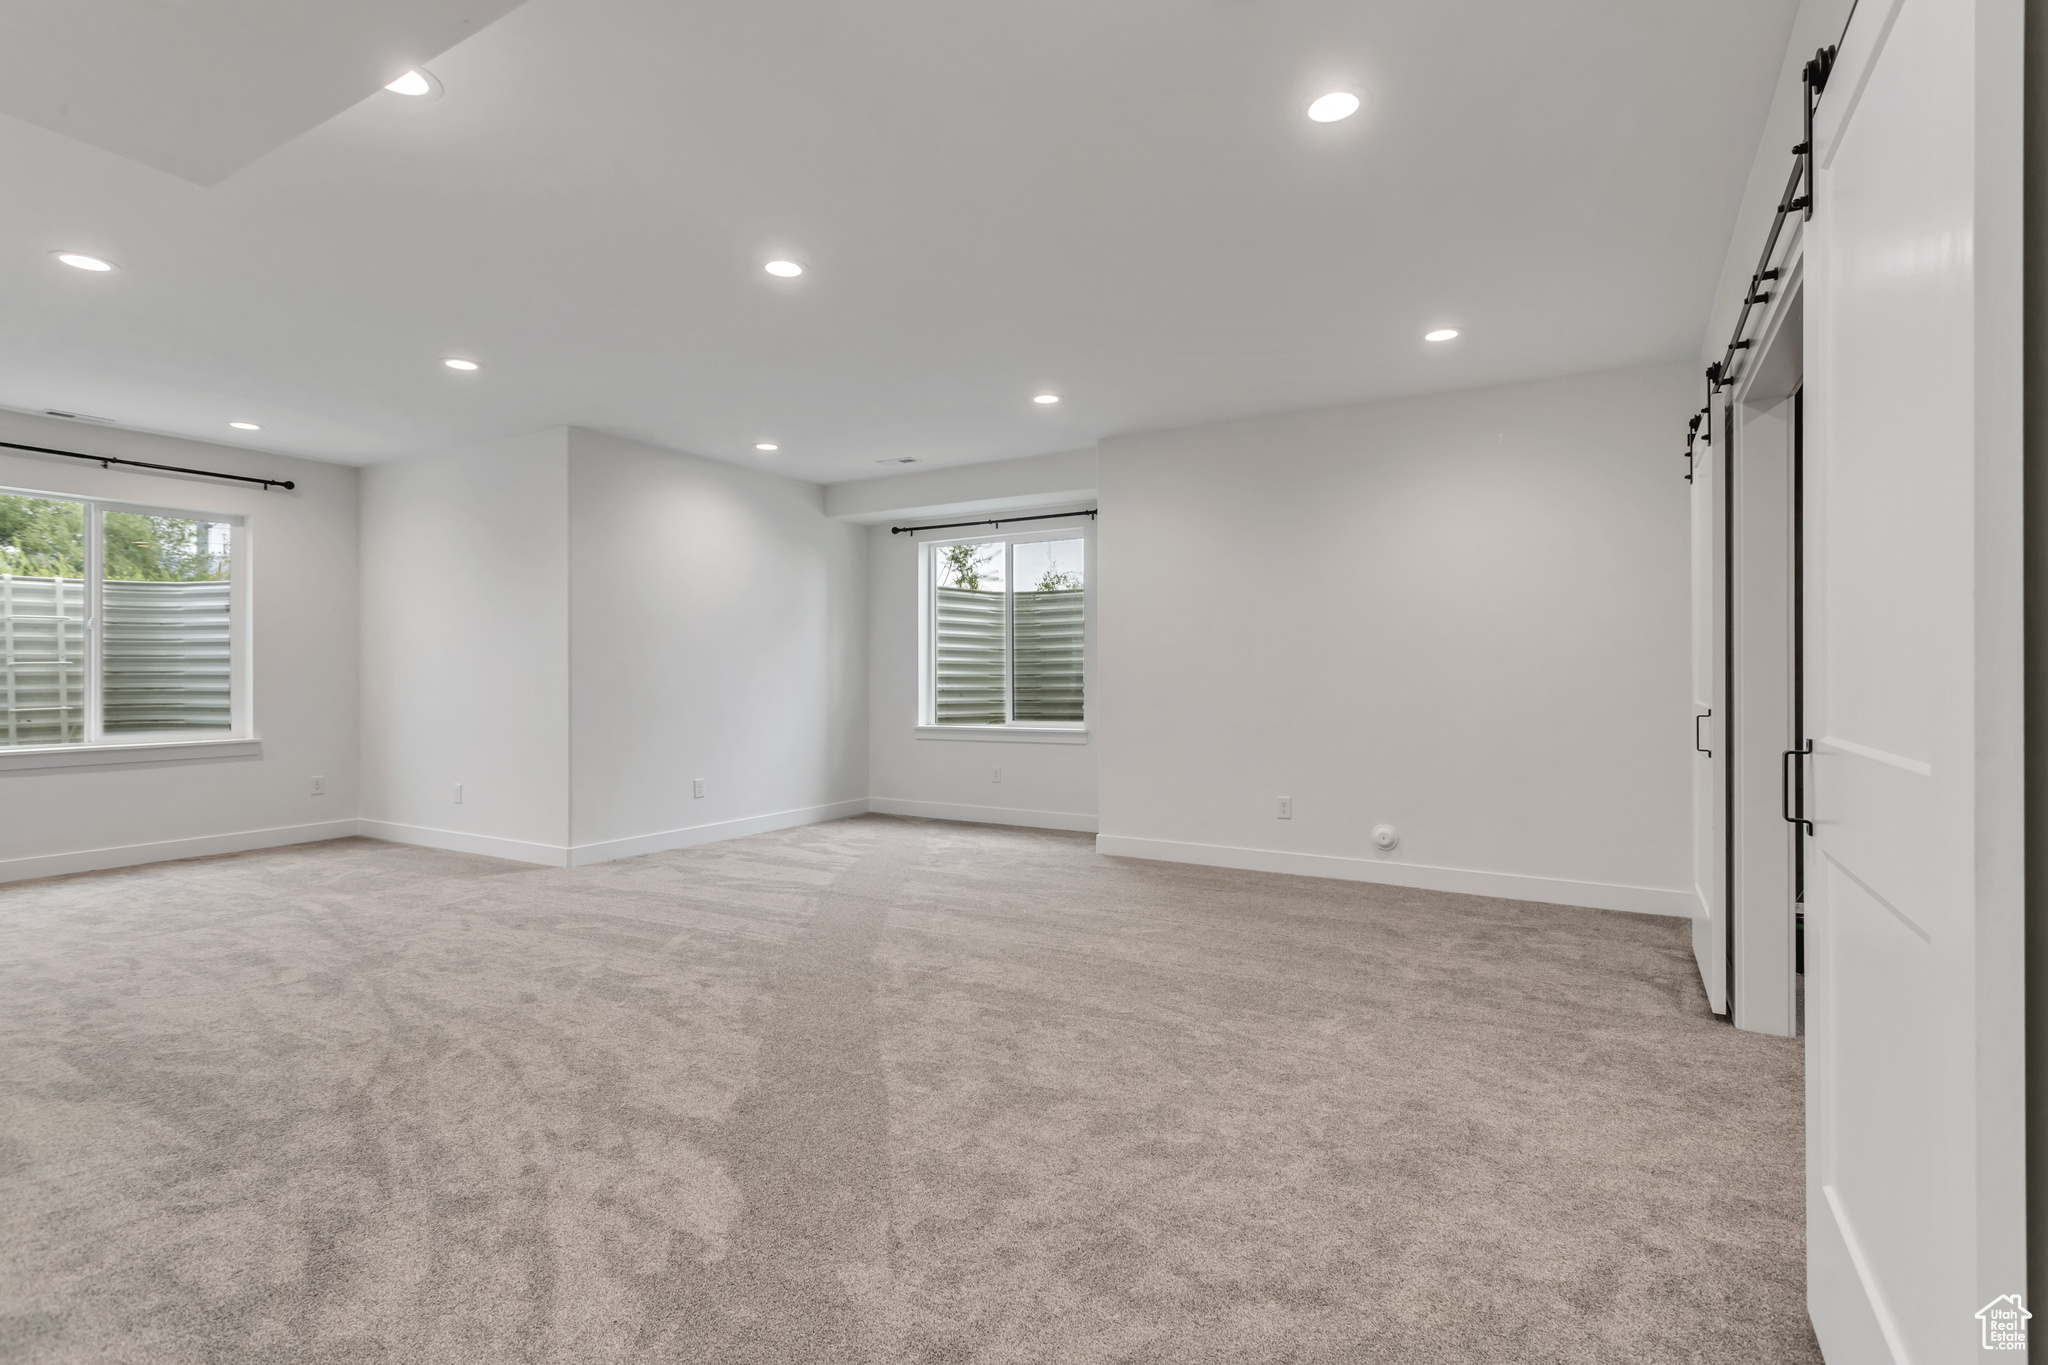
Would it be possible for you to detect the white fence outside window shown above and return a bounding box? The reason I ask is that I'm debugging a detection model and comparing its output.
[934,586,1084,725]
[1,575,232,744]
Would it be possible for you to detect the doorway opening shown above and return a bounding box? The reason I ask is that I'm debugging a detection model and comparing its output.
[1692,267,1805,1038]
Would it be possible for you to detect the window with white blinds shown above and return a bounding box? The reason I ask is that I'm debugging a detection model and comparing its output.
[0,489,243,749]
[926,530,1086,728]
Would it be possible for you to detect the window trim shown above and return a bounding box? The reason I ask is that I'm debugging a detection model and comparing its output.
[1,484,250,754]
[918,516,1092,734]
[912,725,1088,745]
[0,737,262,773]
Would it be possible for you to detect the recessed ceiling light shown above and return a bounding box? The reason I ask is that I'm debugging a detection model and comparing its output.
[755,442,778,451]
[1033,394,1060,405]
[1306,91,1362,123]
[385,70,433,97]
[1425,328,1460,342]
[229,421,261,431]
[443,358,479,370]
[53,252,115,272]
[764,260,804,278]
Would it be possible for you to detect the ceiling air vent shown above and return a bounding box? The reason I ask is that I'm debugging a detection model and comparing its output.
[877,457,918,464]
[44,409,116,424]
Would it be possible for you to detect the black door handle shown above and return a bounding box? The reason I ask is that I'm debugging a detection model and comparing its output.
[1695,710,1712,756]
[1782,740,1814,834]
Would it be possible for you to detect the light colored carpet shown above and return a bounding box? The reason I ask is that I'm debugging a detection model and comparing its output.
[0,815,1817,1363]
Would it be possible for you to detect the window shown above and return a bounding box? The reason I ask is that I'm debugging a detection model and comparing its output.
[0,489,243,749]
[924,528,1087,729]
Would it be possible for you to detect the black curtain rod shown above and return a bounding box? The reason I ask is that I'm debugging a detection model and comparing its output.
[0,438,295,491]
[891,508,1095,535]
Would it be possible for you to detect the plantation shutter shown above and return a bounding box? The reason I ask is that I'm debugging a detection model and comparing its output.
[1012,587,1083,721]
[0,575,86,745]
[102,579,232,733]
[934,586,1006,724]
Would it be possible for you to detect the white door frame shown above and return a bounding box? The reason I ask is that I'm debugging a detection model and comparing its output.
[1694,203,1810,1039]
[1729,256,1807,1038]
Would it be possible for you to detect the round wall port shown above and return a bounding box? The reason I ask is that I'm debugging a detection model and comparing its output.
[1372,824,1399,851]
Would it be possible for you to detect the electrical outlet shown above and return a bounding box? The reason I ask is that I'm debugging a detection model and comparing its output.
[693,778,705,799]
[992,765,1002,784]
[1277,796,1292,819]
[453,783,464,805]
[310,775,324,796]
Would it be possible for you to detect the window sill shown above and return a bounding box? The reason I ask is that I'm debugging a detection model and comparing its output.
[915,725,1089,745]
[0,737,261,773]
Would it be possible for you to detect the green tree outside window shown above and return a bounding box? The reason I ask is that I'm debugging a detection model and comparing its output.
[0,495,228,581]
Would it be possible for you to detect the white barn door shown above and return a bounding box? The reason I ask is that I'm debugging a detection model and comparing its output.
[1804,0,2026,1359]
[1691,420,1728,1015]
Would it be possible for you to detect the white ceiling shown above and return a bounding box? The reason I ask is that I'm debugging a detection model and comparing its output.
[0,0,529,184]
[0,0,1796,484]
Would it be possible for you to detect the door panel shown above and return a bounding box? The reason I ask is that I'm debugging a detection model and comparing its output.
[1804,0,2025,1357]
[1815,845,1946,1349]
[1690,428,1727,1014]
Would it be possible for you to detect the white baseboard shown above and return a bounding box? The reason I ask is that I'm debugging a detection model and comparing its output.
[2,803,875,883]
[869,797,1099,833]
[354,820,571,867]
[565,799,872,866]
[0,819,361,884]
[1092,834,1693,917]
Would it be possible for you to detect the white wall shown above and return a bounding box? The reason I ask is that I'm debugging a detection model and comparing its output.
[358,425,867,866]
[866,511,1098,831]
[7,365,1697,896]
[567,428,868,858]
[1095,365,1697,915]
[359,428,571,860]
[0,410,359,880]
